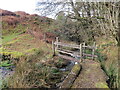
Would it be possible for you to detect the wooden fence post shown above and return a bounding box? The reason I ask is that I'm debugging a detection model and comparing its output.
[56,37,59,50]
[80,43,82,62]
[83,43,85,59]
[92,42,96,60]
[43,33,46,41]
[52,41,55,55]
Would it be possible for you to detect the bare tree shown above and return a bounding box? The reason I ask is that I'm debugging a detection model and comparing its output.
[36,0,120,45]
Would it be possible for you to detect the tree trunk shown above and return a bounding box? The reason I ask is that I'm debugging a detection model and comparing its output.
[118,5,120,46]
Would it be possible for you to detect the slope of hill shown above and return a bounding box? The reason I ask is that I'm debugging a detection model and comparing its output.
[1,9,57,60]
[0,9,71,88]
[1,9,55,35]
[0,9,118,89]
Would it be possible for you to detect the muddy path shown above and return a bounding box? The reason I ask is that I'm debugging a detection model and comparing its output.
[71,59,109,88]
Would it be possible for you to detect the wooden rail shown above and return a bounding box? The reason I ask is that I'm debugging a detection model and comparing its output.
[54,42,80,49]
[52,37,97,62]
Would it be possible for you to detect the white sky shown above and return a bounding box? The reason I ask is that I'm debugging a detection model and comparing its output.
[0,0,38,14]
[0,0,119,14]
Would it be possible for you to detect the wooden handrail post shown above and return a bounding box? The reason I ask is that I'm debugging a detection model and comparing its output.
[43,33,46,41]
[83,43,85,59]
[52,41,55,56]
[56,37,59,50]
[80,43,82,62]
[92,42,96,60]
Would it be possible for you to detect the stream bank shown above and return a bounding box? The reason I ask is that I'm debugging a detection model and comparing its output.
[59,62,81,88]
[0,57,15,89]
[0,66,15,89]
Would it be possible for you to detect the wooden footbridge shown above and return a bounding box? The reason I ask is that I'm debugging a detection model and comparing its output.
[52,37,109,88]
[52,37,97,62]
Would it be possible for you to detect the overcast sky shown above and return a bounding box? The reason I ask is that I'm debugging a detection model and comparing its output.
[0,0,38,14]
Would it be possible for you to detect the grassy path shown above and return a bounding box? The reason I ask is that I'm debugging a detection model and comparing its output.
[72,59,109,88]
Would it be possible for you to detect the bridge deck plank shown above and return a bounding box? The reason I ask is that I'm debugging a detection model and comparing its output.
[57,54,79,62]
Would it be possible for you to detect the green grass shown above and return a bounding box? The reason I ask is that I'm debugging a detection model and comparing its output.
[95,82,109,88]
[0,49,25,59]
[0,60,13,67]
[101,62,118,88]
[2,33,20,44]
[107,63,118,88]
[2,23,28,44]
[95,49,107,62]
[1,34,46,61]
[84,49,92,54]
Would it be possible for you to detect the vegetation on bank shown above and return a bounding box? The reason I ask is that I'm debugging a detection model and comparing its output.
[2,45,70,88]
[95,37,118,88]
[0,60,13,67]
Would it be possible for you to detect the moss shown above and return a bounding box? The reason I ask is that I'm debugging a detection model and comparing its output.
[95,82,109,88]
[0,50,25,59]
[60,63,81,88]
[71,63,81,74]
[96,17,104,19]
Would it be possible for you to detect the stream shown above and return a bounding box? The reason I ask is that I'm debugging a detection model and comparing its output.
[0,60,74,89]
[0,66,15,89]
[59,61,75,71]
[0,56,77,89]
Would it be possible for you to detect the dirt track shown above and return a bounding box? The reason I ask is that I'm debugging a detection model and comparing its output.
[72,59,109,88]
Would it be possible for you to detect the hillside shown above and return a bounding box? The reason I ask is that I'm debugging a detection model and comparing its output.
[1,9,56,36]
[1,9,58,64]
[0,9,71,88]
[0,9,119,89]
